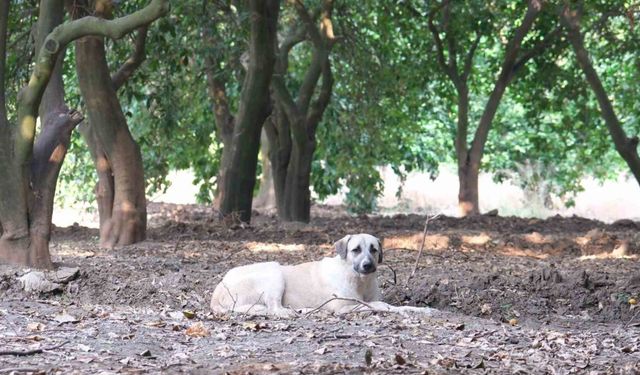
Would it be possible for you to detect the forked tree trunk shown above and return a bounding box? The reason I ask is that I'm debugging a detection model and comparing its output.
[428,0,547,216]
[268,0,335,223]
[0,0,83,269]
[562,6,640,186]
[0,0,169,268]
[72,2,152,248]
[218,0,279,223]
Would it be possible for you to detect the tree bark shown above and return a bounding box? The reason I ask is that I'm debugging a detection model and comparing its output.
[203,47,234,208]
[562,5,640,186]
[457,163,479,217]
[264,105,292,218]
[254,129,277,210]
[0,0,169,268]
[282,141,315,221]
[218,0,279,223]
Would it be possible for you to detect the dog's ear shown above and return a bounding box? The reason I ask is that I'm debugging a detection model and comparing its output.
[377,238,383,264]
[334,235,351,259]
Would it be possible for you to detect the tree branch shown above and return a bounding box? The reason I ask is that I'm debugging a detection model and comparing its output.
[271,24,306,132]
[276,24,307,75]
[510,24,562,82]
[202,17,235,141]
[461,32,481,82]
[427,0,458,82]
[112,25,149,90]
[443,1,458,75]
[292,0,323,46]
[307,57,332,138]
[561,4,640,183]
[468,0,542,165]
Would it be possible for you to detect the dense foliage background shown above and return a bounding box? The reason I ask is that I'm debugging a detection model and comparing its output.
[7,0,640,214]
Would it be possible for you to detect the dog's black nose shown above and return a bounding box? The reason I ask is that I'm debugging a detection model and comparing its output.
[362,262,374,272]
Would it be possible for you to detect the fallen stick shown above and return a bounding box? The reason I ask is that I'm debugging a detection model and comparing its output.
[0,368,43,374]
[305,295,374,316]
[0,341,69,357]
[406,213,441,285]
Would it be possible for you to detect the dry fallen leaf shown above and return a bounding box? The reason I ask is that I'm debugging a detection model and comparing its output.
[314,347,328,355]
[480,303,492,315]
[53,311,79,324]
[27,322,45,332]
[242,321,268,331]
[183,310,196,319]
[395,353,406,365]
[508,318,518,326]
[186,322,209,337]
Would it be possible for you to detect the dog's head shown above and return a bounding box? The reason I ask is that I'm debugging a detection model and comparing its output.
[334,233,383,275]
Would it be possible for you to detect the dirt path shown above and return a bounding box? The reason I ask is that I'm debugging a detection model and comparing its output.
[1,203,639,374]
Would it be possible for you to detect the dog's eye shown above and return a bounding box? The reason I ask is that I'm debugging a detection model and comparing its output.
[370,245,377,253]
[352,247,362,253]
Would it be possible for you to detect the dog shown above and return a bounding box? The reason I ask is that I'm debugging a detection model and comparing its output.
[210,233,433,316]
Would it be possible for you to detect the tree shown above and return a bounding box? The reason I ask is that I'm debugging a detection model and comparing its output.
[69,0,163,248]
[217,0,280,223]
[424,0,560,216]
[267,0,335,222]
[561,3,640,189]
[0,0,169,268]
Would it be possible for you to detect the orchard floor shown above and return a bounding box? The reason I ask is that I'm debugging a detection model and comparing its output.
[1,203,640,374]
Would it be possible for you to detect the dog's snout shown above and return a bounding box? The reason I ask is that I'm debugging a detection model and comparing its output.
[361,260,375,273]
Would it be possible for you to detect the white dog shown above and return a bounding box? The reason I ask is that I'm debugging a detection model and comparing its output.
[210,233,432,316]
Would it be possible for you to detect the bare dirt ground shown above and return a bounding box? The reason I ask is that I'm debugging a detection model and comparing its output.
[2,202,640,374]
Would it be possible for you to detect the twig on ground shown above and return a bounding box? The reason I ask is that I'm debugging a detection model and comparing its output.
[0,368,43,374]
[624,308,640,328]
[305,295,374,316]
[221,282,237,312]
[0,341,69,357]
[406,213,442,286]
[383,264,397,285]
[243,292,265,316]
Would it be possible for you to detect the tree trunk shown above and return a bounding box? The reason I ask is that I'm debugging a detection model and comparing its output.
[264,106,292,218]
[75,35,147,248]
[458,162,480,216]
[218,0,279,223]
[79,123,115,229]
[283,141,314,222]
[0,0,83,269]
[254,130,276,210]
[562,6,640,186]
[204,52,234,208]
